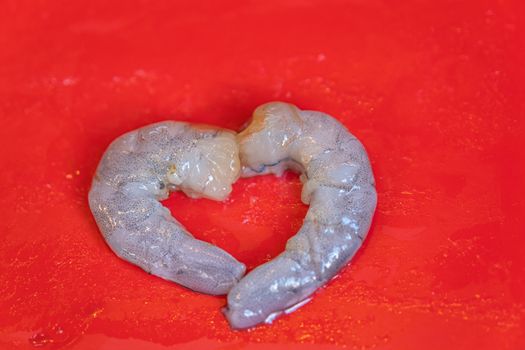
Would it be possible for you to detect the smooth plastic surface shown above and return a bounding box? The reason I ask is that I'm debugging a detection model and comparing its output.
[1,1,524,349]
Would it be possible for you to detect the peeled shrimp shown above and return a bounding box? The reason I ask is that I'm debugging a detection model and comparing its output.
[88,122,246,295]
[224,102,377,328]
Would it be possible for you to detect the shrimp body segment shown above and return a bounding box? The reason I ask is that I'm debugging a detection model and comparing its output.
[224,102,377,328]
[89,122,246,295]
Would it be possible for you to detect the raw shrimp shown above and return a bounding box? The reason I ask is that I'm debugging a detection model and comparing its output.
[89,122,246,295]
[224,102,377,328]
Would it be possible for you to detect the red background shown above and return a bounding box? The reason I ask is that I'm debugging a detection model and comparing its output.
[1,0,524,349]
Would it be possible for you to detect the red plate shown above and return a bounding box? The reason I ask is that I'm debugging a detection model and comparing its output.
[1,1,524,349]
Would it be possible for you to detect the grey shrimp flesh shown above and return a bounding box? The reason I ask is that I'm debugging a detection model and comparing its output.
[223,102,377,328]
[89,122,246,295]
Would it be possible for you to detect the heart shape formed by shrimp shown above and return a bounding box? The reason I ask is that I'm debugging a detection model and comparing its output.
[89,102,377,329]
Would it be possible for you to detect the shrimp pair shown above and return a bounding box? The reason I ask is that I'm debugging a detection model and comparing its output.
[89,102,377,329]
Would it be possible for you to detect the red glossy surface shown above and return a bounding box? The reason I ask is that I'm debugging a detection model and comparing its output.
[1,0,524,349]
